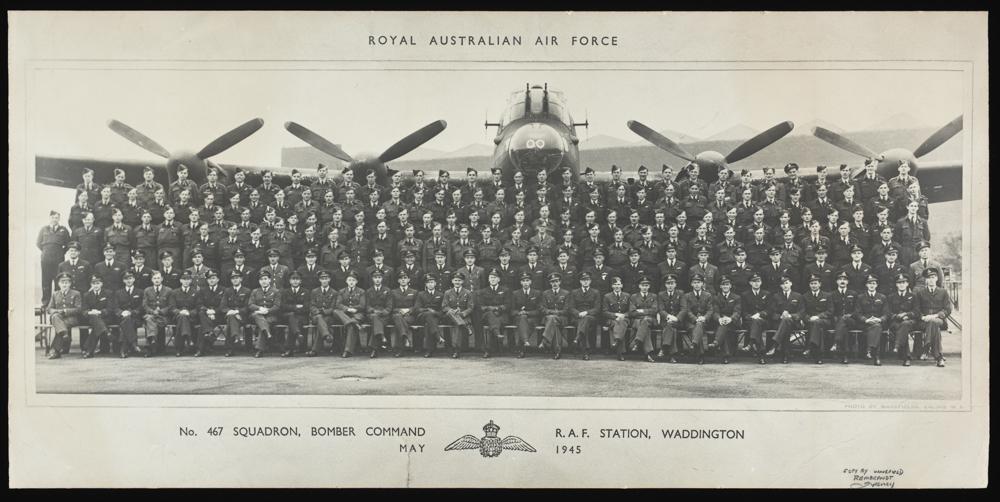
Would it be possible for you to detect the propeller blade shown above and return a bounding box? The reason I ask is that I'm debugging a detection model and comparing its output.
[284,121,354,163]
[913,115,963,158]
[107,120,171,158]
[196,118,264,159]
[811,126,877,159]
[626,120,696,162]
[378,120,448,163]
[725,121,795,163]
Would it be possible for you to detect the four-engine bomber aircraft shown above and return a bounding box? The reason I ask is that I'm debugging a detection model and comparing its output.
[34,86,963,205]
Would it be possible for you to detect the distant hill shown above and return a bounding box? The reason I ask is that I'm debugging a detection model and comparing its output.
[867,112,927,131]
[404,147,449,161]
[580,134,633,150]
[443,143,493,158]
[795,119,844,135]
[707,124,760,141]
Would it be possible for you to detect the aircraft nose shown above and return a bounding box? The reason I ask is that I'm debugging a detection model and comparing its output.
[508,123,567,175]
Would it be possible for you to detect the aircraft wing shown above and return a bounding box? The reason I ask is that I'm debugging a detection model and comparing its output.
[35,155,287,191]
[35,155,166,189]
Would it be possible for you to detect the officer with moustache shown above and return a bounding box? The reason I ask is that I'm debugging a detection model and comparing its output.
[627,276,659,363]
[802,274,833,364]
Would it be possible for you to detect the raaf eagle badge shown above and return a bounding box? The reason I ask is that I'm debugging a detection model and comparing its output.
[444,420,536,458]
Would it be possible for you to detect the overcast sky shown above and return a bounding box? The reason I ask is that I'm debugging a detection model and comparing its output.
[28,68,963,166]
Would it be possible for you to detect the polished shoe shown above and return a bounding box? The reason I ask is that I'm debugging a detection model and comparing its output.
[656,349,665,358]
[758,357,766,365]
[423,352,432,358]
[722,357,729,365]
[551,352,561,360]
[280,351,291,358]
[517,350,525,359]
[903,359,911,367]
[816,359,823,365]
[647,354,656,363]
[841,357,849,364]
[370,349,378,359]
[143,351,151,358]
[82,352,92,359]
[48,352,61,360]
[781,356,789,364]
[482,352,490,359]
[194,351,203,357]
[394,351,403,358]
[224,351,233,357]
[697,357,704,365]
[583,353,590,361]
[451,352,459,359]
[865,349,873,360]
[919,353,929,361]
[936,358,946,367]
[120,351,127,359]
[304,351,317,357]
[802,348,811,357]
[765,347,776,356]
[254,350,263,358]
[617,354,625,362]
[342,351,352,358]
[668,357,678,364]
[874,357,882,366]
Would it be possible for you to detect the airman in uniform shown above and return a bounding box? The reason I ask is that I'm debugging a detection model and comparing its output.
[856,274,889,366]
[281,271,311,358]
[771,276,804,364]
[712,275,742,364]
[306,270,339,356]
[510,272,542,358]
[915,269,952,367]
[172,271,201,356]
[389,271,420,357]
[142,270,174,357]
[365,269,393,358]
[539,272,571,359]
[567,271,601,361]
[682,273,715,364]
[627,276,659,363]
[887,273,919,366]
[196,269,226,357]
[442,275,475,358]
[333,270,367,358]
[248,270,282,358]
[603,276,632,361]
[802,274,833,364]
[829,271,859,364]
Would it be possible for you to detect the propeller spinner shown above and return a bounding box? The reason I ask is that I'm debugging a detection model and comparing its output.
[108,118,264,184]
[283,120,447,183]
[628,120,795,184]
[811,115,962,179]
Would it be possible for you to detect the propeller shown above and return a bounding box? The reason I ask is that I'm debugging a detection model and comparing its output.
[107,119,172,158]
[196,118,265,159]
[913,115,963,158]
[627,120,696,162]
[378,120,448,163]
[725,121,795,163]
[109,118,264,162]
[284,121,354,163]
[811,126,878,159]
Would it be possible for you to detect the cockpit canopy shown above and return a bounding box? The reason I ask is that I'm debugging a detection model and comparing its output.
[500,85,573,127]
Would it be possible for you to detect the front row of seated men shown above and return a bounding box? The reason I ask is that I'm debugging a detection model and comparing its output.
[46,262,952,366]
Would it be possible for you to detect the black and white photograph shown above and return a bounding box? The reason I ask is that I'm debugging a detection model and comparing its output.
[9,11,988,488]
